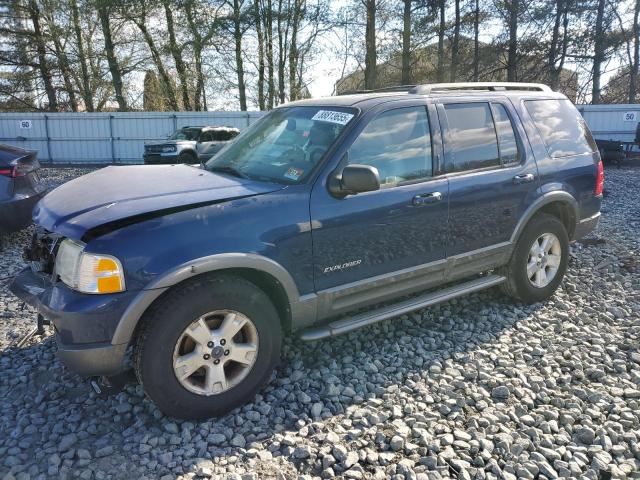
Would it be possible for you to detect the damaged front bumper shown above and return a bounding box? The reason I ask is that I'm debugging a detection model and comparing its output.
[10,267,135,376]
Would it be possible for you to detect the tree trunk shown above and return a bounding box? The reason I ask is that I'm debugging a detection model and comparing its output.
[51,35,78,111]
[401,0,411,85]
[276,0,288,104]
[548,0,562,89]
[185,1,205,111]
[450,0,460,81]
[233,0,247,111]
[630,0,640,103]
[97,2,127,111]
[266,0,275,109]
[71,0,93,111]
[473,0,479,81]
[592,0,606,104]
[289,0,302,100]
[254,0,266,109]
[364,0,377,89]
[164,1,191,110]
[132,17,179,110]
[28,0,58,111]
[437,0,445,82]
[507,0,519,82]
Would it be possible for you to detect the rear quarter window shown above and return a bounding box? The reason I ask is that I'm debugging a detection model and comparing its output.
[524,99,597,157]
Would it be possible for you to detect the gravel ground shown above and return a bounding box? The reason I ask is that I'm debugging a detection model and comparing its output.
[1,166,639,480]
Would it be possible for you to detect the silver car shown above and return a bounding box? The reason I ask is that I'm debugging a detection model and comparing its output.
[143,126,240,164]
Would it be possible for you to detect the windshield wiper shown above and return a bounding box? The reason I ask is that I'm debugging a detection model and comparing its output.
[208,165,248,179]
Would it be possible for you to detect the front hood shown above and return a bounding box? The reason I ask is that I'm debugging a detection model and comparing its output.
[144,140,193,146]
[34,165,284,239]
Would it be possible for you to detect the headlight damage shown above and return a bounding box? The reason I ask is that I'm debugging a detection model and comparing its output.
[54,239,126,294]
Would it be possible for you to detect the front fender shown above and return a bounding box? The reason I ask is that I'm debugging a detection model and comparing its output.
[110,253,317,345]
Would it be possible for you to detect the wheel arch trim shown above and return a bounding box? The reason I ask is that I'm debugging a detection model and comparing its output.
[111,253,316,345]
[510,190,578,244]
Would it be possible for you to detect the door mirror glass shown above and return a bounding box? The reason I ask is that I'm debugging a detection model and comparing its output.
[333,164,380,196]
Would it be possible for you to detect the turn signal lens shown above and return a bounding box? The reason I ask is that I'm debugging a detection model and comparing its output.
[77,254,126,294]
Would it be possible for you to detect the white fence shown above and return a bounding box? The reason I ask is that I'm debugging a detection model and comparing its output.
[0,111,264,165]
[0,104,638,164]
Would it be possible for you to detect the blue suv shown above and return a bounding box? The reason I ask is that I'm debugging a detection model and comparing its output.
[11,83,603,419]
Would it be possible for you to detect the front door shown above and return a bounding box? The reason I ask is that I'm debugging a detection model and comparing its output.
[310,104,449,316]
[437,99,539,256]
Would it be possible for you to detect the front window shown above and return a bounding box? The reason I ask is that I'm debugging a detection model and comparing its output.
[205,106,356,184]
[169,128,202,140]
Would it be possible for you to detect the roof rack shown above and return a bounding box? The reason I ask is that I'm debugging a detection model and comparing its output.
[337,84,417,96]
[410,82,552,95]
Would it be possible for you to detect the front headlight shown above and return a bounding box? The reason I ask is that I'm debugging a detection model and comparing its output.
[162,145,177,153]
[54,239,126,294]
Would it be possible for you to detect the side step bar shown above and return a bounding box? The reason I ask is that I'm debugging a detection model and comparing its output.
[299,274,505,341]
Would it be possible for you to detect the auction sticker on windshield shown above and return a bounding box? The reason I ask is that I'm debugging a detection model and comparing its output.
[284,167,304,181]
[311,110,354,125]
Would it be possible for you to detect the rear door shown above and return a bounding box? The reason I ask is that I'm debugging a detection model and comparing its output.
[437,98,539,260]
[310,102,449,316]
[196,131,216,160]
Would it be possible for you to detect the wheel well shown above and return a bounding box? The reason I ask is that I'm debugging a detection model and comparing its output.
[130,268,292,345]
[537,201,575,237]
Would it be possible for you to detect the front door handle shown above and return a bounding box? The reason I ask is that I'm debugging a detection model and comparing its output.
[513,173,535,184]
[413,192,442,206]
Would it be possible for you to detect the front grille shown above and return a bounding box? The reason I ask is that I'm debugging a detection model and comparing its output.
[146,144,170,153]
[23,228,60,275]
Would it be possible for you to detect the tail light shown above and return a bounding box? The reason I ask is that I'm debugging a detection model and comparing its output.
[595,159,604,196]
[0,162,35,178]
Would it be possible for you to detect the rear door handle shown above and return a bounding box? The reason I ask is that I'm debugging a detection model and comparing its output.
[513,173,535,184]
[413,192,442,206]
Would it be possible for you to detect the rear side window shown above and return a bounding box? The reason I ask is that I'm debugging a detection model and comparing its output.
[525,99,597,157]
[492,103,520,164]
[212,131,237,141]
[443,103,500,172]
[348,106,432,186]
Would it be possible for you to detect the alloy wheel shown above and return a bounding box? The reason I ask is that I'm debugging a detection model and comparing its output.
[172,310,259,396]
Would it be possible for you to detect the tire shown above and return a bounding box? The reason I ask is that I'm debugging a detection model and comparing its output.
[133,274,282,419]
[500,213,569,303]
[177,151,197,164]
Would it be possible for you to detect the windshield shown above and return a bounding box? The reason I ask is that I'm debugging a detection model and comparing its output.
[205,106,357,184]
[169,128,202,140]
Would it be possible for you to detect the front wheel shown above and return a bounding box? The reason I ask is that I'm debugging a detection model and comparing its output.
[133,274,282,419]
[500,213,569,303]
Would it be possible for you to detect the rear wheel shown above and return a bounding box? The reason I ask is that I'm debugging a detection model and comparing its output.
[500,213,569,303]
[134,274,281,419]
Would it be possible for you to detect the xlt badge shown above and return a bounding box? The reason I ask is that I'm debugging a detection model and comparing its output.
[323,259,362,274]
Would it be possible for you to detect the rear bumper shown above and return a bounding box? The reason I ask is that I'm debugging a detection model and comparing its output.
[0,191,46,233]
[573,212,601,240]
[9,267,135,376]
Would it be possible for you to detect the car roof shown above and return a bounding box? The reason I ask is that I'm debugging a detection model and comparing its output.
[181,126,240,131]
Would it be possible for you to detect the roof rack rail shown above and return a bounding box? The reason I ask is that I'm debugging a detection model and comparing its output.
[337,84,417,96]
[409,82,552,95]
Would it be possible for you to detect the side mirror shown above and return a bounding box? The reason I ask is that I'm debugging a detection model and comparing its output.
[330,164,380,197]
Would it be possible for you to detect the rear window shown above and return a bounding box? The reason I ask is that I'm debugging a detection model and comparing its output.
[525,99,597,157]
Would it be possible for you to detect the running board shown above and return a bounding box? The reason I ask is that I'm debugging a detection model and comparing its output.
[299,274,505,341]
